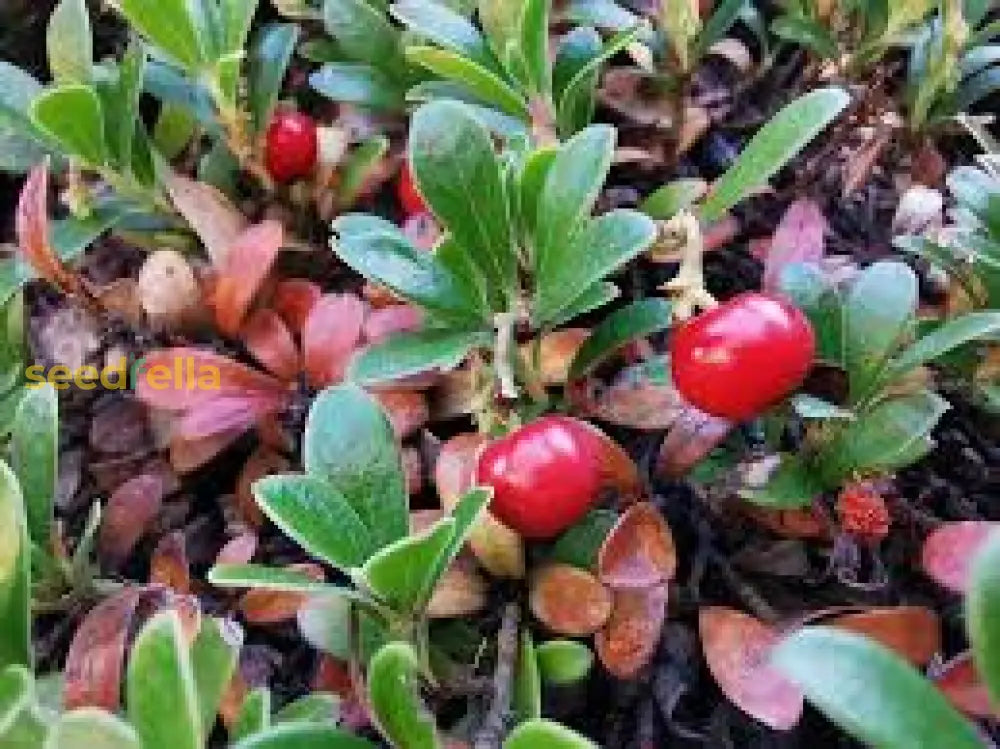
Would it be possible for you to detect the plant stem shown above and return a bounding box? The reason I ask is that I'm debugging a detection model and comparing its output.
[473,602,520,749]
[494,312,519,401]
[657,210,717,320]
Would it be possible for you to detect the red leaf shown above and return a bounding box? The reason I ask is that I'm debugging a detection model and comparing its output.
[99,474,166,567]
[529,564,612,636]
[363,304,423,344]
[302,293,365,387]
[598,503,677,588]
[595,584,668,679]
[762,198,827,292]
[236,448,291,527]
[921,521,1000,594]
[216,532,259,566]
[15,162,77,293]
[699,607,804,731]
[175,397,275,441]
[150,531,191,594]
[372,389,429,439]
[241,309,301,381]
[827,606,941,666]
[934,652,996,718]
[272,279,322,335]
[212,221,284,336]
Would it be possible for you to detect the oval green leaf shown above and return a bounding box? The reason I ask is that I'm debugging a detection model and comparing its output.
[967,532,1000,708]
[569,298,673,379]
[368,642,439,749]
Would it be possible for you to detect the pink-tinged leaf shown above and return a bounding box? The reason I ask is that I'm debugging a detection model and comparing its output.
[135,348,288,410]
[529,564,612,636]
[826,606,941,666]
[237,448,291,527]
[212,221,284,336]
[657,405,733,478]
[372,389,429,439]
[762,199,827,292]
[239,563,326,624]
[175,396,275,441]
[169,428,246,474]
[704,214,740,252]
[699,607,804,731]
[272,279,322,336]
[64,587,158,710]
[99,474,166,567]
[165,172,248,265]
[598,503,677,588]
[402,446,423,496]
[302,293,365,387]
[934,652,996,719]
[150,531,191,594]
[242,309,301,381]
[363,304,423,344]
[922,521,1000,594]
[596,584,668,679]
[16,162,77,292]
[216,532,259,566]
[402,212,441,250]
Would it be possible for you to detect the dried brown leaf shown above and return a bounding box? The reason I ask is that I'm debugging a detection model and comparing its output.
[150,530,191,594]
[596,584,668,680]
[530,564,612,636]
[599,502,677,588]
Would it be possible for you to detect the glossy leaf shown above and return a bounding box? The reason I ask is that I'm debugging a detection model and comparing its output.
[298,594,352,660]
[504,719,598,749]
[762,198,827,292]
[232,723,378,749]
[304,385,408,550]
[0,461,30,670]
[10,383,56,546]
[350,328,487,385]
[209,564,364,600]
[391,0,491,65]
[310,63,405,112]
[513,630,542,723]
[827,606,941,666]
[773,627,981,748]
[248,23,300,132]
[47,708,141,749]
[117,0,205,70]
[570,299,672,379]
[99,41,147,174]
[191,617,241,737]
[741,453,823,508]
[368,642,439,749]
[536,640,594,686]
[47,0,93,85]
[127,610,202,749]
[323,0,405,75]
[967,533,1000,707]
[30,84,106,166]
[213,221,284,336]
[164,172,247,264]
[274,692,341,726]
[700,88,850,223]
[98,474,165,567]
[406,47,528,120]
[890,312,1000,379]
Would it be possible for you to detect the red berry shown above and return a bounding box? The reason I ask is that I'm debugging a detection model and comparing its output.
[397,160,427,217]
[265,111,318,183]
[475,416,605,539]
[671,292,815,421]
[836,483,890,542]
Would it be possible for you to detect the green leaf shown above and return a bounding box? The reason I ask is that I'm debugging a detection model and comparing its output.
[890,312,1000,378]
[548,282,620,328]
[697,0,749,53]
[563,0,638,30]
[208,564,368,601]
[274,693,341,726]
[47,708,142,749]
[30,84,107,166]
[98,42,147,173]
[323,0,405,75]
[233,688,271,741]
[552,27,601,104]
[298,594,352,660]
[478,0,525,55]
[254,474,375,569]
[518,146,556,235]
[232,723,378,749]
[777,262,844,365]
[248,23,301,132]
[504,719,598,749]
[843,261,917,403]
[47,0,93,85]
[127,610,202,749]
[773,627,982,749]
[640,178,708,219]
[550,509,618,570]
[513,630,541,723]
[406,47,529,120]
[0,461,30,671]
[699,88,850,223]
[310,63,406,111]
[117,0,205,70]
[536,640,594,686]
[409,100,516,308]
[423,487,491,594]
[153,102,197,159]
[368,642,439,749]
[790,394,853,420]
[569,298,673,379]
[391,0,492,67]
[360,519,456,613]
[304,385,409,550]
[349,328,488,386]
[520,0,550,95]
[0,62,50,174]
[221,0,260,53]
[740,453,823,508]
[535,209,656,325]
[770,15,838,58]
[967,533,1000,707]
[331,225,487,324]
[10,384,57,547]
[339,136,390,207]
[191,618,240,738]
[0,665,34,736]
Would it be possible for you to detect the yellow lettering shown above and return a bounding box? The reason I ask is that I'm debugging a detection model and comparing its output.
[199,366,221,391]
[147,365,170,390]
[75,365,98,390]
[24,365,45,388]
[49,365,70,390]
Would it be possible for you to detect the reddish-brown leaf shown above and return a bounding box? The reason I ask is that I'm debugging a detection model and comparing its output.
[657,406,732,478]
[236,448,291,527]
[169,428,247,474]
[595,584,668,680]
[402,446,424,496]
[934,652,995,719]
[165,172,248,265]
[522,329,589,385]
[372,389,428,439]
[569,361,685,430]
[216,532,259,566]
[529,564,612,636]
[175,397,276,441]
[241,309,300,381]
[99,474,166,567]
[427,566,488,619]
[302,293,365,387]
[599,502,677,588]
[762,199,826,292]
[150,531,191,593]
[742,505,829,540]
[272,279,322,335]
[240,563,325,624]
[922,521,1000,594]
[212,220,284,336]
[219,671,249,730]
[16,162,77,292]
[363,304,423,344]
[827,606,941,666]
[699,607,804,731]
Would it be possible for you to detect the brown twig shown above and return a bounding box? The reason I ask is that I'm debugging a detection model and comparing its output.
[473,602,521,749]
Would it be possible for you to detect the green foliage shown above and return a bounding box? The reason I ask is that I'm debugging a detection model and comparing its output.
[513,630,542,723]
[0,461,31,671]
[10,385,57,546]
[535,640,594,686]
[966,532,1000,706]
[504,719,598,749]
[368,642,440,748]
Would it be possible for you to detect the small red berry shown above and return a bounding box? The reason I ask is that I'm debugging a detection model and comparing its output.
[265,110,318,183]
[475,416,605,539]
[836,483,891,542]
[397,160,427,217]
[671,292,815,421]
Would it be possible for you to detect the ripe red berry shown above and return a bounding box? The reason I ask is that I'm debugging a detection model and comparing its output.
[836,483,891,542]
[475,416,605,539]
[265,110,318,183]
[671,292,815,421]
[397,160,427,217]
